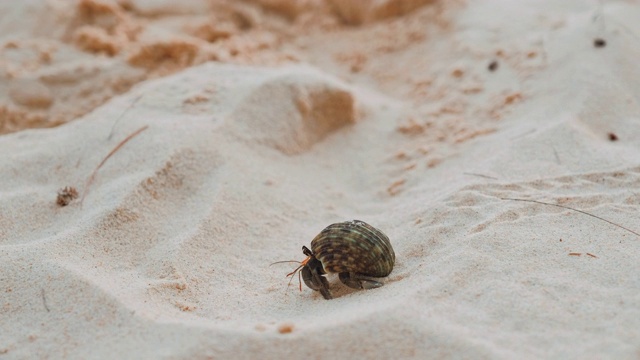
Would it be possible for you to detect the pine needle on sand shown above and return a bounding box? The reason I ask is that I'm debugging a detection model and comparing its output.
[80,125,149,205]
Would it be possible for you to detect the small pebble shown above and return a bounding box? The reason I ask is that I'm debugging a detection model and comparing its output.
[56,186,79,207]
[277,323,294,334]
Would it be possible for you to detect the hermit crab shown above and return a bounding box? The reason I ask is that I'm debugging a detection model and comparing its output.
[273,220,395,300]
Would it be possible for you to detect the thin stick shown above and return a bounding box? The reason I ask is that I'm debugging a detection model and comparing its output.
[501,197,640,238]
[463,172,498,180]
[108,95,143,140]
[81,125,149,205]
[41,289,50,312]
[552,146,561,164]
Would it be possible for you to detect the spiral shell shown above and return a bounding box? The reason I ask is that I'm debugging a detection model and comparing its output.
[310,220,395,277]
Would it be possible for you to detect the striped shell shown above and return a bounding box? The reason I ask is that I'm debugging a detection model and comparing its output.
[310,220,395,277]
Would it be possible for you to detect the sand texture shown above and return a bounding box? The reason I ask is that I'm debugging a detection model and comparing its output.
[1,0,640,359]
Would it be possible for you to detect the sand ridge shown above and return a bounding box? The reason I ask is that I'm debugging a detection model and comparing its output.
[1,0,640,359]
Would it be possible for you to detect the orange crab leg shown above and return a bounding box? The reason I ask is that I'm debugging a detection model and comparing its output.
[284,256,311,292]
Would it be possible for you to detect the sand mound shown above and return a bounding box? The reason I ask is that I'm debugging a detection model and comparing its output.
[2,0,640,358]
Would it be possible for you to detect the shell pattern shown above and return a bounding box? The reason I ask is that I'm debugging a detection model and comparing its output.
[310,220,395,277]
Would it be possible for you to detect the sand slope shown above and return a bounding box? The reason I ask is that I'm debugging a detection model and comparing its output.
[1,0,640,359]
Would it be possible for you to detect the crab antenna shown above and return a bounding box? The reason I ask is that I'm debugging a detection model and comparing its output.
[270,260,301,266]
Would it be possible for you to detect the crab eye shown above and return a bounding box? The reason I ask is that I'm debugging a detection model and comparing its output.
[302,245,313,257]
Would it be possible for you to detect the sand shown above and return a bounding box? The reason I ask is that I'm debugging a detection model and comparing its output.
[1,0,640,358]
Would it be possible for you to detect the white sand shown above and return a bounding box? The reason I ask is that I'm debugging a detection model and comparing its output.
[1,0,640,358]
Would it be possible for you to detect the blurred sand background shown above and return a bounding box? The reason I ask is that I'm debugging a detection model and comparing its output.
[1,0,640,358]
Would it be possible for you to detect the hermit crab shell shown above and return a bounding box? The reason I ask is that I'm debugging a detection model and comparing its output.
[310,220,395,277]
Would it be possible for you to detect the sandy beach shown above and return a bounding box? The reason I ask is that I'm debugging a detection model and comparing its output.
[1,0,639,358]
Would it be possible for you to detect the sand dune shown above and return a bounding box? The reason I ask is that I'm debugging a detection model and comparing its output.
[1,0,639,359]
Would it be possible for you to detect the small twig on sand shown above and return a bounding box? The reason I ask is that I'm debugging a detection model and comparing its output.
[80,125,149,205]
[501,197,640,238]
[108,95,143,140]
[552,146,561,164]
[464,172,498,180]
[41,289,50,312]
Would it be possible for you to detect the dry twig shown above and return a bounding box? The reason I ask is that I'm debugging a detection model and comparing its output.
[501,197,640,238]
[81,125,149,205]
